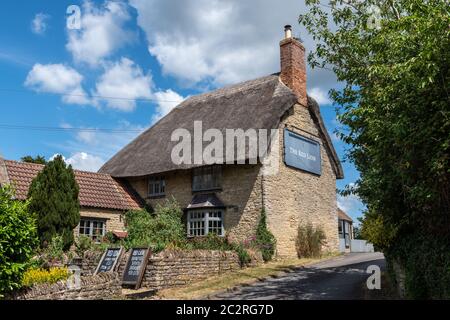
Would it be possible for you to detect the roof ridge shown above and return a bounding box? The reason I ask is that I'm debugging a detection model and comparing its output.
[177,74,278,107]
[4,159,112,177]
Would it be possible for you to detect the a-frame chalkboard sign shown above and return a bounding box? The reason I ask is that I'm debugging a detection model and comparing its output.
[94,247,123,275]
[122,248,151,289]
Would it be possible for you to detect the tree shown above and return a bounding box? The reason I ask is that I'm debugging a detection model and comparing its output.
[124,198,185,252]
[21,155,47,165]
[28,155,80,250]
[0,186,38,296]
[299,0,449,298]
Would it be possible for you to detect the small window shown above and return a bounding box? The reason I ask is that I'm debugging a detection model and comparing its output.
[148,177,166,197]
[79,218,106,241]
[187,209,224,237]
[192,166,222,192]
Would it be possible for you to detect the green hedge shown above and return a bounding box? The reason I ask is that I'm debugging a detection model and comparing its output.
[387,232,450,299]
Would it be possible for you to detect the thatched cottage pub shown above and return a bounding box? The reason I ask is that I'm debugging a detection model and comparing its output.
[98,26,344,257]
[1,26,344,258]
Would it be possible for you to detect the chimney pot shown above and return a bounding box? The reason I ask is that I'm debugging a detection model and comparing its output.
[284,25,292,39]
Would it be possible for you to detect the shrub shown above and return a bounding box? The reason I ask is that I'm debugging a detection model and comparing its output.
[124,198,185,252]
[45,235,65,261]
[234,244,251,267]
[0,186,39,296]
[188,233,233,251]
[28,155,80,250]
[21,267,70,288]
[255,209,276,262]
[295,223,326,258]
[74,235,95,257]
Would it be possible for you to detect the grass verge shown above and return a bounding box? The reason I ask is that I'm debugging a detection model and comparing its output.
[155,253,340,300]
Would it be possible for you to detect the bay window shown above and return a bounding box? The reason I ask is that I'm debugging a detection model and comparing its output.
[187,209,224,237]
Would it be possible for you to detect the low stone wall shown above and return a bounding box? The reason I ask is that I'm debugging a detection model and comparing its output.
[12,272,121,300]
[79,249,245,293]
[81,250,104,275]
[140,250,241,290]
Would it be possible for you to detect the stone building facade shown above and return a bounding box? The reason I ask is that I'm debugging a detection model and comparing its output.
[100,26,344,258]
[0,158,141,239]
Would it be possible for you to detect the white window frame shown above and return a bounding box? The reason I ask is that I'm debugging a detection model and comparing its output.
[79,218,106,242]
[187,209,224,237]
[148,176,166,197]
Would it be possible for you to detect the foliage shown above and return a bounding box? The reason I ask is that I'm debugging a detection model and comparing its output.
[21,267,69,288]
[74,235,95,257]
[41,235,65,262]
[124,198,185,252]
[187,233,233,251]
[255,209,276,262]
[359,210,397,250]
[233,243,252,267]
[300,0,450,298]
[0,186,39,296]
[103,231,123,245]
[28,155,80,250]
[21,155,47,165]
[295,223,326,258]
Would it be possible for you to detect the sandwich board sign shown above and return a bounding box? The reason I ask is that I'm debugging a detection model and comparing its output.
[94,247,123,275]
[122,248,151,289]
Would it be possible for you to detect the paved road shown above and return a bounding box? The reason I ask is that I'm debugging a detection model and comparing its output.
[213,252,385,300]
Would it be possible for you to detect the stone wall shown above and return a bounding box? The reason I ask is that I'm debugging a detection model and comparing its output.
[128,164,263,244]
[12,272,121,300]
[263,104,340,257]
[140,250,241,291]
[80,250,104,276]
[115,249,240,291]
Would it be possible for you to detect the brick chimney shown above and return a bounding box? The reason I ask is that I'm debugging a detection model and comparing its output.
[280,25,307,106]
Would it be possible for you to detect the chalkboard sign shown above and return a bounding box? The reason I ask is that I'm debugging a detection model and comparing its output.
[122,248,151,289]
[94,247,123,275]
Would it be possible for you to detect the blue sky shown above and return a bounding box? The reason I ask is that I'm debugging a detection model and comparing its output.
[0,0,364,221]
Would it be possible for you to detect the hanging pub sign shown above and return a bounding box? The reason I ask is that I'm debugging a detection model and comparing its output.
[284,128,322,176]
[122,248,151,289]
[94,247,123,275]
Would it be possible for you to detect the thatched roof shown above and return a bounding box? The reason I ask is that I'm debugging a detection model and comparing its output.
[99,74,343,179]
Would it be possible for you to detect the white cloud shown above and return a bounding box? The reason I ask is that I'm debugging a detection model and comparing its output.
[66,152,105,172]
[31,13,50,35]
[66,1,134,66]
[56,121,146,162]
[309,87,332,105]
[152,89,186,122]
[337,183,365,220]
[94,57,153,111]
[129,0,338,89]
[24,63,90,105]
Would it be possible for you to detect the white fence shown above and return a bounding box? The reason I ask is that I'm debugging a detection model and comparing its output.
[350,239,374,253]
[339,239,374,253]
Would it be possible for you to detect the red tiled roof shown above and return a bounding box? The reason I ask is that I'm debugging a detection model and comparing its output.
[337,208,353,222]
[3,160,143,211]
